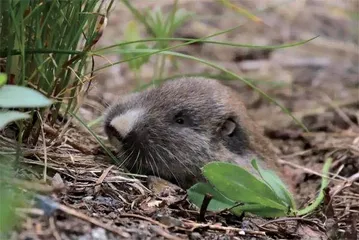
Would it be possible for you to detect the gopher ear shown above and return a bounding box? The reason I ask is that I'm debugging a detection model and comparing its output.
[220,118,236,137]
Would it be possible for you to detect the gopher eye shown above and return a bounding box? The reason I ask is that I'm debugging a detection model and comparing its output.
[175,117,185,124]
[173,111,192,126]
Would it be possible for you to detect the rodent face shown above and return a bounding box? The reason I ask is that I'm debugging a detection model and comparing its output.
[104,78,255,189]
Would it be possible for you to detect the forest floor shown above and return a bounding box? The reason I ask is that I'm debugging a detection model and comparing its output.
[9,1,359,239]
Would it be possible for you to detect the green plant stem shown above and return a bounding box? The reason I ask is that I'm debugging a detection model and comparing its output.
[2,0,109,144]
[68,111,118,164]
[121,0,153,35]
[296,158,333,216]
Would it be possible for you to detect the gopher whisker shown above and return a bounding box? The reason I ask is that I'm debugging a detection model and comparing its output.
[154,148,180,187]
[157,145,197,178]
[148,150,160,178]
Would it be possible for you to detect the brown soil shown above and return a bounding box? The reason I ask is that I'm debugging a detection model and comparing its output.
[5,1,359,239]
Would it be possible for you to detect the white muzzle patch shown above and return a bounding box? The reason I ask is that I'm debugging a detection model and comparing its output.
[110,108,145,138]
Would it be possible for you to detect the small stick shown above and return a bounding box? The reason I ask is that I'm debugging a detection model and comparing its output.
[259,217,325,232]
[150,226,183,240]
[183,220,266,236]
[278,159,359,187]
[94,165,114,194]
[38,114,48,182]
[49,216,62,240]
[119,213,168,229]
[57,203,129,238]
[218,202,244,214]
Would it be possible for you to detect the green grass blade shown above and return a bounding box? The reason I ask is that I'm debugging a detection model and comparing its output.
[93,36,318,55]
[68,111,119,164]
[296,158,333,216]
[107,47,309,131]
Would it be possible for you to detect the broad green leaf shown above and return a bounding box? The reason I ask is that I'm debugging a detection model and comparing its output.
[0,111,30,129]
[233,203,288,217]
[187,182,289,217]
[202,162,287,210]
[187,182,235,211]
[0,73,6,87]
[251,159,295,209]
[0,85,52,108]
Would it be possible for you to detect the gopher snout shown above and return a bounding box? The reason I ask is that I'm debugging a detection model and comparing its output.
[107,108,145,140]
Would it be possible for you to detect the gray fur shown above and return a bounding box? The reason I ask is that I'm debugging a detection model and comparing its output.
[103,77,269,189]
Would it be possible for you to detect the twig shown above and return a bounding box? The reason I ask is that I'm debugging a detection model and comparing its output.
[259,217,325,232]
[49,216,62,240]
[5,178,63,193]
[118,213,168,229]
[43,124,97,155]
[277,159,359,187]
[57,203,129,238]
[150,226,183,240]
[328,172,359,208]
[16,208,45,216]
[38,113,48,182]
[182,220,266,236]
[217,202,244,214]
[94,165,114,194]
[293,98,359,120]
[320,93,359,131]
[281,149,313,158]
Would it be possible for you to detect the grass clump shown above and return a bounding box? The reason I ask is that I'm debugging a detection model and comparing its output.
[0,0,111,235]
[0,0,114,144]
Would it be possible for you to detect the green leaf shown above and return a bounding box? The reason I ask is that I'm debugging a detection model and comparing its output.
[251,159,295,209]
[202,162,287,211]
[0,85,52,108]
[0,111,30,129]
[187,182,235,211]
[233,203,287,217]
[187,182,288,217]
[0,73,6,87]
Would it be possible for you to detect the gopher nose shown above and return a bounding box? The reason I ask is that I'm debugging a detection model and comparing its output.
[108,108,145,139]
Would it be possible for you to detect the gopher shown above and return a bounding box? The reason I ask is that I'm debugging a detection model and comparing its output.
[103,77,288,189]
